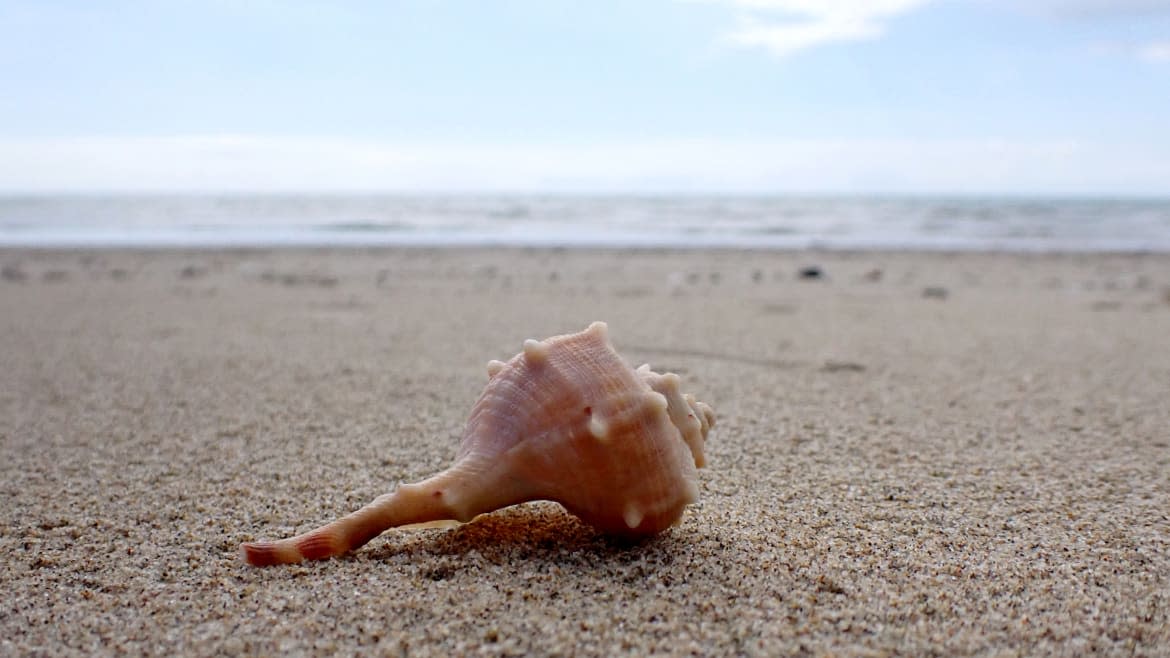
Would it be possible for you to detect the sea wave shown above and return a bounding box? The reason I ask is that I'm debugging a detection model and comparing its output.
[1,195,1167,251]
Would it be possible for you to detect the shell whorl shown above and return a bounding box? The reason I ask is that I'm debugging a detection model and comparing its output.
[458,321,713,535]
[636,364,715,469]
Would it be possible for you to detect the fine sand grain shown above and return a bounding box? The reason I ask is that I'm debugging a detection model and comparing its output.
[2,248,1168,656]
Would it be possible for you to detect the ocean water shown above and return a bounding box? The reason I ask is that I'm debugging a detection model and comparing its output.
[1,195,1168,251]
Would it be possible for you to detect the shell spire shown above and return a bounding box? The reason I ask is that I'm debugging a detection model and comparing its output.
[240,321,715,566]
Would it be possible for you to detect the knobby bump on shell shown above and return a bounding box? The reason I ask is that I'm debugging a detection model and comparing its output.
[240,321,715,566]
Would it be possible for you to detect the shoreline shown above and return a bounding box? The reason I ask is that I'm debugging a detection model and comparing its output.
[4,238,1170,253]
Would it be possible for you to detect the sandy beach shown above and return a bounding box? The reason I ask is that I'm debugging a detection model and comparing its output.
[2,247,1168,656]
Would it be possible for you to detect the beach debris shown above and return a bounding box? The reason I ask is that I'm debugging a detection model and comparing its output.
[613,286,653,299]
[798,265,823,280]
[759,302,797,315]
[821,360,866,373]
[863,268,883,282]
[240,321,715,566]
[1,264,28,283]
[259,270,338,287]
[922,286,949,300]
[179,265,207,279]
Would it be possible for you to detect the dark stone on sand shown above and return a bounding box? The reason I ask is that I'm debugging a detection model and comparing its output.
[798,266,823,280]
[922,286,949,299]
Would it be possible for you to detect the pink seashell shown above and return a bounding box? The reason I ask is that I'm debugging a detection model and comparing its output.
[241,321,715,566]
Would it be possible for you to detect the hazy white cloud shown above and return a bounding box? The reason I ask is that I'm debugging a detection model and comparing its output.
[1,134,1166,196]
[724,15,882,57]
[701,0,933,57]
[1140,40,1170,61]
[722,0,931,14]
[1017,0,1170,18]
[1093,39,1170,62]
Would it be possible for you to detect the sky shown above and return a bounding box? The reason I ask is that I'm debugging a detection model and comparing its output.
[0,0,1168,196]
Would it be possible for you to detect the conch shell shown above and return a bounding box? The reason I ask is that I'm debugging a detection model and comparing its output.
[240,321,715,566]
